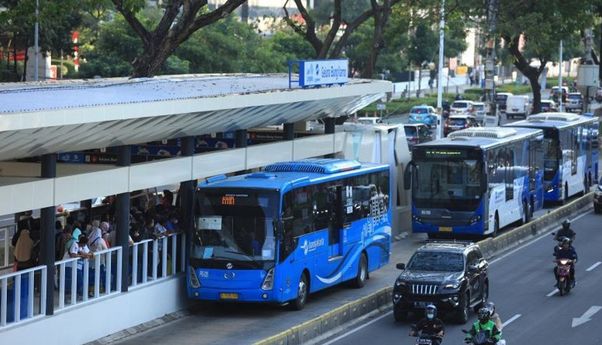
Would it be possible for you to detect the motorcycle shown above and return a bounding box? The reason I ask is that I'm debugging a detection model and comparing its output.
[414,334,442,345]
[463,329,497,345]
[555,258,574,296]
[410,326,443,345]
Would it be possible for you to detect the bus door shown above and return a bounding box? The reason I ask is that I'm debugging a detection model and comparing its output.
[327,185,344,258]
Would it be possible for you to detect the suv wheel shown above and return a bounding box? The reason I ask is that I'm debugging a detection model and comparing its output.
[393,305,407,322]
[456,293,470,324]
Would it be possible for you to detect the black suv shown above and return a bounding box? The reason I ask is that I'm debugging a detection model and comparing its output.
[392,242,489,324]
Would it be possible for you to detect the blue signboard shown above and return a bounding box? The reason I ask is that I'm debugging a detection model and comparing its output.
[297,59,349,88]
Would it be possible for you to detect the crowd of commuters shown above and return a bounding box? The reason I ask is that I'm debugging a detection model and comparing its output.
[10,189,181,272]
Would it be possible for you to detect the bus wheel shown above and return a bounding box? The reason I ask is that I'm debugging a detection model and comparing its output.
[522,201,530,224]
[290,273,308,310]
[492,215,499,237]
[565,183,569,202]
[352,253,368,289]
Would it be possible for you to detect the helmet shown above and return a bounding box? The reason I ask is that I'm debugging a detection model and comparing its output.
[478,307,490,323]
[425,304,437,320]
[562,219,570,229]
[485,301,495,315]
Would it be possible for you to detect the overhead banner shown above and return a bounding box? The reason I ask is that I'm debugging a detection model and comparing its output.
[299,59,349,87]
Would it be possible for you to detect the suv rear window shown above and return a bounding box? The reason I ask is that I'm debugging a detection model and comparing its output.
[449,118,467,126]
[495,95,507,101]
[407,251,464,271]
[411,108,428,114]
[452,102,468,108]
[568,94,581,99]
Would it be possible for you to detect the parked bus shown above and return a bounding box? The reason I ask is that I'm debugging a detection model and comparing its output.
[188,159,391,309]
[404,127,544,237]
[506,113,599,203]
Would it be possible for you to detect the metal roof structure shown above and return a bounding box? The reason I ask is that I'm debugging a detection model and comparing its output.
[0,73,391,161]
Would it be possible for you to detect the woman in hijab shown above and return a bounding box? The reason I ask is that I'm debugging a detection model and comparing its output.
[88,220,108,253]
[13,229,35,271]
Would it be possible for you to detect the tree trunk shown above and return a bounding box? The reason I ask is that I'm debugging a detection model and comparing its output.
[131,44,174,78]
[526,71,542,114]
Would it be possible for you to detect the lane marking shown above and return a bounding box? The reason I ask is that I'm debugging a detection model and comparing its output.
[321,311,392,345]
[502,314,521,328]
[586,261,602,272]
[489,210,592,265]
[547,289,559,297]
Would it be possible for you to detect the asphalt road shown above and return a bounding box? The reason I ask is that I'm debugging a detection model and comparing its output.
[319,210,602,345]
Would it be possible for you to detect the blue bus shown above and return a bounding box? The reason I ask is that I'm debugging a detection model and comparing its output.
[187,159,391,309]
[506,113,599,203]
[404,127,544,237]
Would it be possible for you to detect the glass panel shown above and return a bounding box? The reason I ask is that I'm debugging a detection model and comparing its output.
[407,252,464,272]
[193,190,277,262]
[413,156,483,210]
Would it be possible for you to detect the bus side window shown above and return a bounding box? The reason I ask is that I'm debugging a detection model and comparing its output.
[313,183,331,231]
[292,187,314,236]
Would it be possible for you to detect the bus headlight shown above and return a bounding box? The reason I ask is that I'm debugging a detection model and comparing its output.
[469,215,481,224]
[261,268,275,291]
[189,266,201,289]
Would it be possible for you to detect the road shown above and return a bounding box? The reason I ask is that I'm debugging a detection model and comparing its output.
[319,210,602,345]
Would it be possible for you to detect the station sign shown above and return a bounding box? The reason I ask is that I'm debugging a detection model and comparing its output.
[299,59,349,87]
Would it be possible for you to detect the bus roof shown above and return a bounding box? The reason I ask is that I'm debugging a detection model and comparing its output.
[505,112,598,130]
[198,159,389,193]
[414,127,542,151]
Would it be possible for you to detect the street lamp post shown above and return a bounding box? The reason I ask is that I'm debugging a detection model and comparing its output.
[34,0,39,81]
[558,40,563,112]
[436,0,445,139]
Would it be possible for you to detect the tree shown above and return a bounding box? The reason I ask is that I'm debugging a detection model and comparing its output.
[283,0,396,60]
[0,0,82,80]
[111,0,247,77]
[495,0,599,113]
[408,21,438,95]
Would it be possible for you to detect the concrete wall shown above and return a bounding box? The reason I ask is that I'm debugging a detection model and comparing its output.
[0,276,187,345]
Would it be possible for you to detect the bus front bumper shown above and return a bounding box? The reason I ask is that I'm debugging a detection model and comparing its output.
[411,219,484,235]
[187,287,280,303]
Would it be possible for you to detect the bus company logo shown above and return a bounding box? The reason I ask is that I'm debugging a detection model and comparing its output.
[226,262,233,270]
[300,238,325,255]
[224,272,235,280]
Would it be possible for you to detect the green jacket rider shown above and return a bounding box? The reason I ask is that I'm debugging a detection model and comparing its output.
[465,307,502,343]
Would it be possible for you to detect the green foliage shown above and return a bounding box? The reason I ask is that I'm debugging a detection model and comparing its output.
[408,22,438,66]
[496,84,532,94]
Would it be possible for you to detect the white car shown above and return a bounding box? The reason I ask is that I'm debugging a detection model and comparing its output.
[450,100,475,115]
[471,102,488,124]
[506,95,531,119]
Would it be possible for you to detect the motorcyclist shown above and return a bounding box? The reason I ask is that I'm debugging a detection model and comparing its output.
[465,307,502,344]
[554,219,576,243]
[486,302,506,345]
[554,237,578,287]
[410,304,444,345]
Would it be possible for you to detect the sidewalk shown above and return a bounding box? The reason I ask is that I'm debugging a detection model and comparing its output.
[91,234,427,345]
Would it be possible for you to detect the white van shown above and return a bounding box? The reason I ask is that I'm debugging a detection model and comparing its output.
[505,95,531,119]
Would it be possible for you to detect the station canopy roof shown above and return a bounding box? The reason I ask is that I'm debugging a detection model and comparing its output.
[0,74,390,161]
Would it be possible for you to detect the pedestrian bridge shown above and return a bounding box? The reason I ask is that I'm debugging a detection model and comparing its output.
[0,74,392,345]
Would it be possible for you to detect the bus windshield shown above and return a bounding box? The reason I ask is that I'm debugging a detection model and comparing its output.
[192,190,277,264]
[413,150,484,210]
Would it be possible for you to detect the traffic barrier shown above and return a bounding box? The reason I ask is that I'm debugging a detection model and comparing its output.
[477,192,593,259]
[254,192,593,345]
[253,287,392,345]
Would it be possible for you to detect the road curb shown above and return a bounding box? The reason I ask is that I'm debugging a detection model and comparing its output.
[477,192,593,259]
[253,287,392,345]
[254,192,593,345]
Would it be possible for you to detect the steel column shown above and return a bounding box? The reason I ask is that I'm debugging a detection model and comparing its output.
[116,145,131,292]
[40,154,56,315]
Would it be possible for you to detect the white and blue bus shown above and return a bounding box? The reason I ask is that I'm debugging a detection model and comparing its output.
[187,159,391,309]
[404,127,544,237]
[506,113,599,203]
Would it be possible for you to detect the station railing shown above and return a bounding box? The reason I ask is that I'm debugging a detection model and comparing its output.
[0,265,47,327]
[130,232,186,289]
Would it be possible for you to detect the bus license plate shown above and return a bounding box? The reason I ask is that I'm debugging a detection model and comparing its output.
[220,293,239,300]
[439,227,452,232]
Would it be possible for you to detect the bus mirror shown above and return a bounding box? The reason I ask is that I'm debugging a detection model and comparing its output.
[403,162,414,190]
[273,219,283,240]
